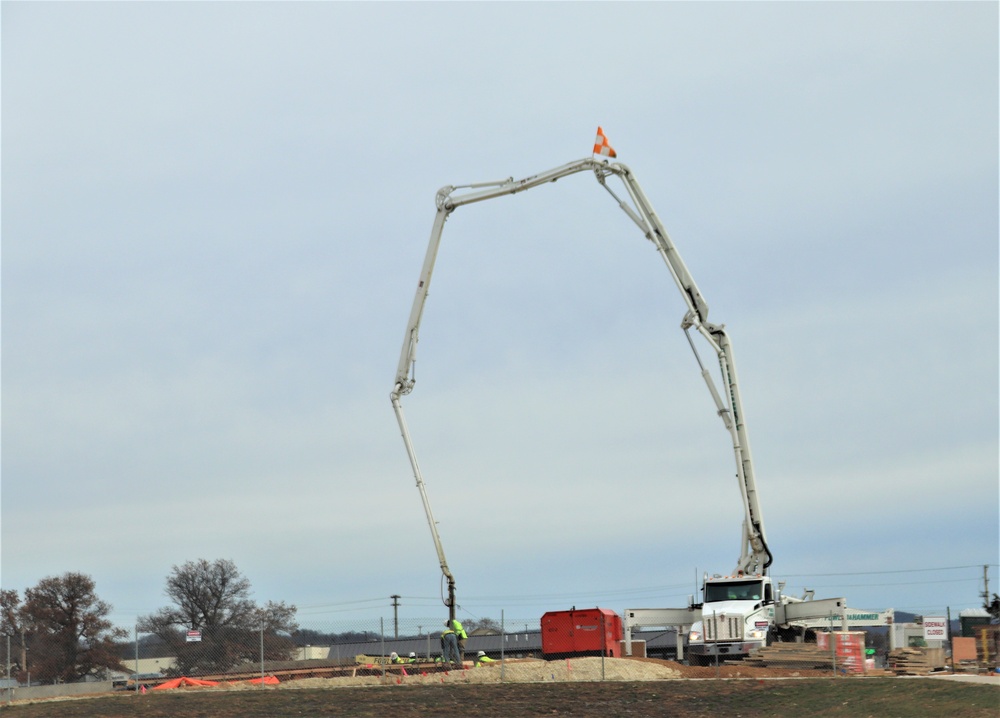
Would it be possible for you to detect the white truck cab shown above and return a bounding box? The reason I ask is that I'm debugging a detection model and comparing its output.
[686,574,776,665]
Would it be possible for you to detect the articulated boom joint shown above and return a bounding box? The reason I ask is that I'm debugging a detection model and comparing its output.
[393,380,414,398]
[436,186,456,211]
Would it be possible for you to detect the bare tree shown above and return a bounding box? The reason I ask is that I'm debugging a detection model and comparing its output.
[8,574,127,684]
[464,617,503,634]
[138,559,297,675]
[1,589,29,681]
[986,593,1000,621]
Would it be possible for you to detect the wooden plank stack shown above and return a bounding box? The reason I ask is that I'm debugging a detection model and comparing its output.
[742,643,837,670]
[888,647,945,675]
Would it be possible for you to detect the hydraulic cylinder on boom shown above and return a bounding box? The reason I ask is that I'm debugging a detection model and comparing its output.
[391,151,772,618]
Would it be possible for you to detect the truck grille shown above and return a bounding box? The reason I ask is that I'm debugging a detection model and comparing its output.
[704,613,742,642]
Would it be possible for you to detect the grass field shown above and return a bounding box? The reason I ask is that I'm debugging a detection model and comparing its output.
[4,678,998,718]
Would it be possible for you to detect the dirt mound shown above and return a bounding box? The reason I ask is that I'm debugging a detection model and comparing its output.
[635,657,837,679]
[161,657,831,694]
[258,657,680,688]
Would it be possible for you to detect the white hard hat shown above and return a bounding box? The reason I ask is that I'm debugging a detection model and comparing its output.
[477,651,485,656]
[409,652,416,657]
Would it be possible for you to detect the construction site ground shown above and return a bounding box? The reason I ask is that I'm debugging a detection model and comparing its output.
[4,657,998,718]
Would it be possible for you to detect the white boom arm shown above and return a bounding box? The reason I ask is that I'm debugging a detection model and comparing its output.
[391,157,772,612]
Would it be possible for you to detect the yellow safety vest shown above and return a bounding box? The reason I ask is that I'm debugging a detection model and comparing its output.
[450,620,468,640]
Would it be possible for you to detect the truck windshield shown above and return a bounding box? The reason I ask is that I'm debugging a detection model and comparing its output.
[705,580,764,602]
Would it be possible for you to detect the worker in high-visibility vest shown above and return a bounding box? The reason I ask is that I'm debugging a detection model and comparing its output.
[448,618,468,664]
[440,624,460,667]
[475,651,496,667]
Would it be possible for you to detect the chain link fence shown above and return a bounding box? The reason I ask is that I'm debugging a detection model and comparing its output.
[96,613,691,695]
[0,612,984,700]
[116,616,543,688]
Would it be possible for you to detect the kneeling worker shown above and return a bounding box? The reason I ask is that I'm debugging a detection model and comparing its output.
[475,650,496,667]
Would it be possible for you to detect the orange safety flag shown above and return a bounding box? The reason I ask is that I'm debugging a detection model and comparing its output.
[593,126,617,158]
[248,675,280,685]
[153,676,220,690]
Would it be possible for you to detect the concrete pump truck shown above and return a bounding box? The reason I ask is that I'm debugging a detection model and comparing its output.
[390,132,882,650]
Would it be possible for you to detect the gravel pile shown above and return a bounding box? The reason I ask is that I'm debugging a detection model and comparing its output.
[259,657,680,689]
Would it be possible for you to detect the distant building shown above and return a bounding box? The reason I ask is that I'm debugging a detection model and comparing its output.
[295,645,333,661]
[958,608,991,638]
[890,623,944,650]
[110,656,176,682]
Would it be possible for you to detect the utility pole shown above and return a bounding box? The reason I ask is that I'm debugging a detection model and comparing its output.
[982,565,991,608]
[18,629,27,689]
[391,595,401,639]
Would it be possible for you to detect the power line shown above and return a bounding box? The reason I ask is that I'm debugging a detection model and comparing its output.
[297,597,388,608]
[296,564,998,615]
[453,582,694,604]
[783,577,982,590]
[779,564,996,578]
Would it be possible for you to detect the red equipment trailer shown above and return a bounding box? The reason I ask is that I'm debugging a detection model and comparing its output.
[541,607,623,657]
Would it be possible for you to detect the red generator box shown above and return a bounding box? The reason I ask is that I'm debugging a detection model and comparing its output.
[541,607,623,657]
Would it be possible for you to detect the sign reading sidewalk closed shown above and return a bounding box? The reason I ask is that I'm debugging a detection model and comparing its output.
[922,616,947,641]
[186,630,202,642]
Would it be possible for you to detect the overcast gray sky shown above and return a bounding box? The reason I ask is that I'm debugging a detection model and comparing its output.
[3,2,997,633]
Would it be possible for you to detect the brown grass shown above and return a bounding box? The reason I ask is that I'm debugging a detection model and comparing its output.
[3,658,997,718]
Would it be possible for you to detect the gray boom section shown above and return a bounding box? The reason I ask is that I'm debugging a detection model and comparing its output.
[776,597,848,627]
[623,608,699,660]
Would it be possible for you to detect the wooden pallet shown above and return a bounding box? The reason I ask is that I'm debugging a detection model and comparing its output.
[743,643,836,670]
[888,647,945,675]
